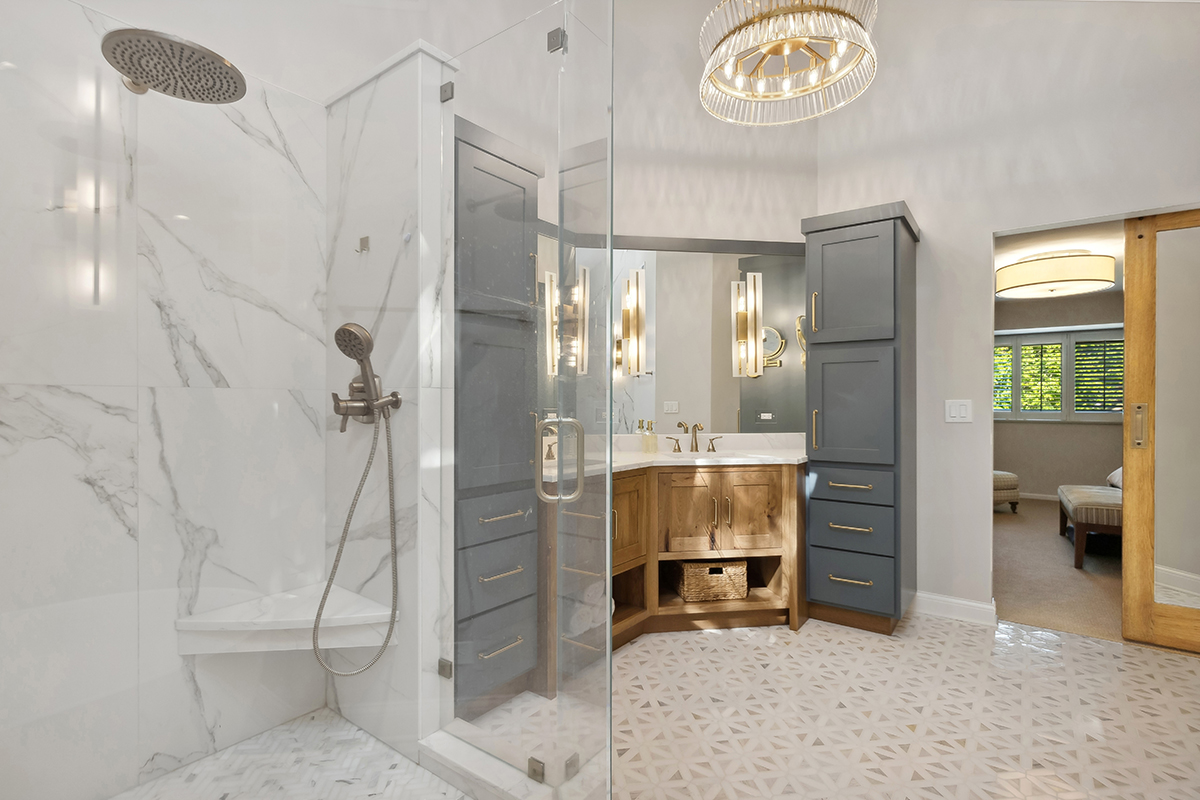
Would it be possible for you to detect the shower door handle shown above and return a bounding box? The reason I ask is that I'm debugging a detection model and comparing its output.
[534,416,586,504]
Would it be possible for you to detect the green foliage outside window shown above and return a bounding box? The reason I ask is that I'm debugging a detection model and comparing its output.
[1020,343,1062,411]
[993,346,1013,411]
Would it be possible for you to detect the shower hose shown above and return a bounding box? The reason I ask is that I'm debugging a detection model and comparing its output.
[312,412,398,676]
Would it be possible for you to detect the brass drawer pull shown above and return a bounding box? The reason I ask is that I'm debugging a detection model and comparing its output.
[612,507,618,542]
[811,291,819,332]
[564,510,603,520]
[478,565,524,583]
[829,523,873,533]
[478,635,524,660]
[712,497,718,527]
[562,565,603,578]
[828,574,874,587]
[828,481,873,491]
[725,496,732,526]
[812,409,818,450]
[561,634,602,652]
[479,510,524,524]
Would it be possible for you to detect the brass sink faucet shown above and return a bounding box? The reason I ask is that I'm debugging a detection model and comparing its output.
[677,421,704,452]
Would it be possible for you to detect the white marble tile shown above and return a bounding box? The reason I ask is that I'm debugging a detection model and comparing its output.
[111,708,466,800]
[0,383,140,800]
[137,77,326,390]
[0,4,138,387]
[136,386,327,780]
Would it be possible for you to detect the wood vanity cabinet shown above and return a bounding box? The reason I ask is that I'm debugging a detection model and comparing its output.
[659,468,784,553]
[612,473,648,568]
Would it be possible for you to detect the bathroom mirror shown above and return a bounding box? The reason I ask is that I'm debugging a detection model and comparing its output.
[605,241,807,434]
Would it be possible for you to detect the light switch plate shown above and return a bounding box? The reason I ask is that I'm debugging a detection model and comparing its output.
[945,399,973,423]
[663,401,679,414]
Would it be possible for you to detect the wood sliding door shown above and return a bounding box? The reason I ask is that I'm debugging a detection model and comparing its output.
[1123,209,1200,652]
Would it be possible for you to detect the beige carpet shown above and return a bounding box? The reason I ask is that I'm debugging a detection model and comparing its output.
[993,498,1123,642]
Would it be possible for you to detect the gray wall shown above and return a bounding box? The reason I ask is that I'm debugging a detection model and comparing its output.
[995,290,1124,330]
[656,252,718,433]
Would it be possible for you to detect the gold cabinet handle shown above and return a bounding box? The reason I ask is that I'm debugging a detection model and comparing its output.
[561,634,602,652]
[478,635,524,660]
[612,507,618,542]
[828,574,873,587]
[812,291,819,332]
[562,565,603,578]
[478,565,524,583]
[812,409,818,450]
[828,481,873,490]
[564,510,603,520]
[829,523,873,533]
[712,497,718,527]
[725,497,732,526]
[479,510,524,524]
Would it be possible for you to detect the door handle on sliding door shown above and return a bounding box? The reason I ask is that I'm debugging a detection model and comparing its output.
[534,416,586,503]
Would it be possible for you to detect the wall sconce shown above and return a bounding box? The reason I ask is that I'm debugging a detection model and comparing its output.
[731,272,764,378]
[546,268,590,377]
[618,267,646,376]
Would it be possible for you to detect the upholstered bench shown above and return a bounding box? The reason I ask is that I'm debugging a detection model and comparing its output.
[993,470,1019,512]
[1058,485,1123,569]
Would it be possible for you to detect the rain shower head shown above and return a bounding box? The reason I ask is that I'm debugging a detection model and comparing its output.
[101,29,246,104]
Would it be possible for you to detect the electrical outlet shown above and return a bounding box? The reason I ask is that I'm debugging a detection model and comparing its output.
[945,399,973,423]
[663,401,679,414]
[594,408,608,423]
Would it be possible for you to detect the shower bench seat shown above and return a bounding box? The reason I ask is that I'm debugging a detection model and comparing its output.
[175,582,398,655]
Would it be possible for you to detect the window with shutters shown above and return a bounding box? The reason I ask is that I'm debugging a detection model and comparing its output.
[993,328,1123,422]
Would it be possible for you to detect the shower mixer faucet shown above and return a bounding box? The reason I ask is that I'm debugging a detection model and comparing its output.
[331,323,401,432]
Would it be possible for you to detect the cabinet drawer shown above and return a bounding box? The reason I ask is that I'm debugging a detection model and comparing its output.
[456,489,537,549]
[808,465,894,506]
[456,532,537,621]
[808,499,895,557]
[455,596,538,703]
[807,546,896,617]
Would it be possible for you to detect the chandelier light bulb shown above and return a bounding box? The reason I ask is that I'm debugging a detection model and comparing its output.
[781,75,792,92]
[837,39,849,56]
[808,69,819,86]
[829,54,840,71]
[724,58,735,79]
[756,77,766,94]
[734,72,745,90]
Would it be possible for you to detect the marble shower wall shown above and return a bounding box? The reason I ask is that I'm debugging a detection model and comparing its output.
[0,3,328,798]
[323,43,455,763]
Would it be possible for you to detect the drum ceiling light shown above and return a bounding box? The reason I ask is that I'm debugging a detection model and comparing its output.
[994,253,1117,299]
[699,0,878,126]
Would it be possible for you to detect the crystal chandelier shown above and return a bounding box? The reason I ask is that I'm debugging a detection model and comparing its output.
[699,0,878,126]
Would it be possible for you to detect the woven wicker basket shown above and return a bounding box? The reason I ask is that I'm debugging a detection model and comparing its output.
[671,560,748,602]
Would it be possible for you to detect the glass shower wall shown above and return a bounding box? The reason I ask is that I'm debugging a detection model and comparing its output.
[0,3,329,798]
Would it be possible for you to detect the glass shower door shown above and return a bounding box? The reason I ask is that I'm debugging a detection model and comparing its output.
[443,0,612,794]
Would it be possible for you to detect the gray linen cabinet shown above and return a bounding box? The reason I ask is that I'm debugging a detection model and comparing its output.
[802,203,919,628]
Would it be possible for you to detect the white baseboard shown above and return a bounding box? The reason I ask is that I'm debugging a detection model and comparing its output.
[1017,492,1058,502]
[910,591,998,626]
[1155,565,1200,596]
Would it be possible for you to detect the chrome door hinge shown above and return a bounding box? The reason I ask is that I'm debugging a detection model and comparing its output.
[437,658,453,679]
[547,27,567,53]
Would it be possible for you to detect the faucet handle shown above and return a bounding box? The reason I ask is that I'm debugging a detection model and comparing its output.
[666,436,682,453]
[707,435,723,452]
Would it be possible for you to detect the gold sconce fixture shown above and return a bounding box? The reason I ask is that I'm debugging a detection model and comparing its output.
[994,251,1116,299]
[699,0,878,126]
[731,272,764,377]
[546,268,590,377]
[617,267,646,376]
[795,315,808,369]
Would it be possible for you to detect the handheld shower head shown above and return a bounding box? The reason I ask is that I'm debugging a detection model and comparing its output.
[335,323,380,401]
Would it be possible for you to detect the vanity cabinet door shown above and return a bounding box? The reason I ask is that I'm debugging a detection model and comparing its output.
[806,220,895,344]
[720,469,783,550]
[808,345,895,465]
[612,473,647,567]
[658,471,718,552]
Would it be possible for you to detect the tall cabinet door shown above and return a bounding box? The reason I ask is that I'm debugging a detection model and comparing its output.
[722,469,784,550]
[808,346,895,465]
[807,220,895,344]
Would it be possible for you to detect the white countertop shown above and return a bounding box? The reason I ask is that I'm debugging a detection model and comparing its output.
[542,432,807,481]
